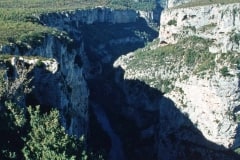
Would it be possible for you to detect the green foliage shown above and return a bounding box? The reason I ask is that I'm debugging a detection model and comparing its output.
[177,0,240,8]
[0,20,67,46]
[167,19,177,26]
[230,33,240,45]
[5,102,26,127]
[183,26,196,33]
[0,70,6,101]
[108,0,156,11]
[0,0,156,46]
[35,60,45,68]
[23,106,86,160]
[220,66,230,77]
[234,147,240,154]
[0,102,94,160]
[195,52,216,73]
[184,49,198,66]
[161,79,173,93]
[198,23,217,32]
[125,36,218,92]
[0,102,26,159]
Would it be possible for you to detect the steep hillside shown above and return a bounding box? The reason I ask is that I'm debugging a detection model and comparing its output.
[0,2,159,159]
[115,1,240,158]
[1,0,240,160]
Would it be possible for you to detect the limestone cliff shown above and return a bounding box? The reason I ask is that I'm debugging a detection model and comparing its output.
[156,3,240,149]
[38,7,137,27]
[159,3,240,53]
[114,2,240,159]
[0,7,139,138]
[0,34,89,137]
[0,7,151,159]
[1,3,240,159]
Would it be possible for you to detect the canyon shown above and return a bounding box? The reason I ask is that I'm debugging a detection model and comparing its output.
[1,1,240,159]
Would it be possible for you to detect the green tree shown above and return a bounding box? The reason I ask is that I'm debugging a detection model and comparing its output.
[0,102,26,160]
[22,106,87,160]
[0,103,99,160]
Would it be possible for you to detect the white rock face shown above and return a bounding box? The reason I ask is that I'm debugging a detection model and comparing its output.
[114,49,240,148]
[166,75,240,148]
[0,8,141,138]
[38,7,137,27]
[13,56,59,73]
[1,37,89,138]
[159,3,240,53]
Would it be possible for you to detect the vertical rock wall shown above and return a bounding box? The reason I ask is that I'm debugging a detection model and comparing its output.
[159,3,240,53]
[0,35,89,137]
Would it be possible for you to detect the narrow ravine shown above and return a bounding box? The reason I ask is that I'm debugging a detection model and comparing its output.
[91,102,125,160]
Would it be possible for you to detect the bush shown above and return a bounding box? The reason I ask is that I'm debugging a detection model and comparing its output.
[0,102,95,160]
[167,19,177,26]
[220,66,230,77]
[23,106,85,160]
[230,33,240,45]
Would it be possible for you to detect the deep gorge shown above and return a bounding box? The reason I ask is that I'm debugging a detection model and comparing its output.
[1,6,240,160]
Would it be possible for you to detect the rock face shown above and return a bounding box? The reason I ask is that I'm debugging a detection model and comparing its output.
[156,3,240,148]
[0,35,89,137]
[159,3,240,53]
[113,2,240,158]
[115,49,240,148]
[168,75,240,148]
[38,7,137,27]
[114,50,240,159]
[1,3,240,159]
[0,7,152,158]
[0,7,139,137]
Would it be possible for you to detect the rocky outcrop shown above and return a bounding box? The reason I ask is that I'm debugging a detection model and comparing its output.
[115,37,240,147]
[114,2,240,152]
[155,3,240,148]
[114,51,240,159]
[169,75,240,148]
[159,3,240,53]
[37,7,137,28]
[0,34,89,137]
[137,2,162,25]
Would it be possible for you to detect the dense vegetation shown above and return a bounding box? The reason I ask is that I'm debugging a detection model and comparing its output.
[0,102,104,160]
[178,0,240,8]
[0,0,156,45]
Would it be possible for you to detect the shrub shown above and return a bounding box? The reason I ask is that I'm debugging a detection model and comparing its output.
[220,66,230,77]
[230,33,240,45]
[198,23,217,32]
[167,19,177,26]
[35,60,45,68]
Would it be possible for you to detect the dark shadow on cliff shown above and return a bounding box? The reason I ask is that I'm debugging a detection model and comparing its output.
[87,63,240,159]
[77,17,240,159]
[80,17,158,64]
[232,82,240,153]
[233,124,240,154]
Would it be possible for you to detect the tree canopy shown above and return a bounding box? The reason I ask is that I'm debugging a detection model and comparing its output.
[0,102,92,160]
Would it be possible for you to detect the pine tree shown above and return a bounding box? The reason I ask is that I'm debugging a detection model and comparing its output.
[22,106,87,160]
[0,103,97,160]
[0,102,26,160]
